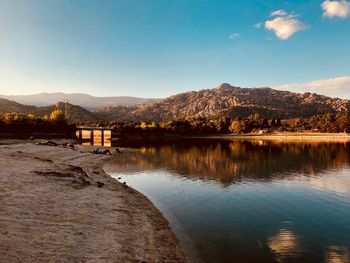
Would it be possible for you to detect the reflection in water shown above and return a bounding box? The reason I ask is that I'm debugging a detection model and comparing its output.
[106,139,350,263]
[326,246,350,263]
[267,229,299,262]
[110,140,350,186]
[309,174,350,196]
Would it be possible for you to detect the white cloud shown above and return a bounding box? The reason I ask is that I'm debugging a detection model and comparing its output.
[321,0,350,19]
[274,76,350,99]
[265,13,307,40]
[270,10,288,17]
[254,22,262,28]
[229,33,240,39]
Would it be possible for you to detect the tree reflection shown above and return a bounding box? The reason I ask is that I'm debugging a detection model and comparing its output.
[109,140,350,186]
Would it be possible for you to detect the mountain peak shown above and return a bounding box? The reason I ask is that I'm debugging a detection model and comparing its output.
[217,83,233,89]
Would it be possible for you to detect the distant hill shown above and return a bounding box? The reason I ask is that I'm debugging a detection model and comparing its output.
[0,98,97,123]
[98,83,350,121]
[0,93,158,111]
[0,98,52,116]
[54,102,99,123]
[2,84,350,123]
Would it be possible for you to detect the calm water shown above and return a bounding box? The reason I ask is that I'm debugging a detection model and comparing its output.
[107,139,350,263]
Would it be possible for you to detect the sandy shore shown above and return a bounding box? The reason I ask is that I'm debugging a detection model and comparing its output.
[0,142,186,263]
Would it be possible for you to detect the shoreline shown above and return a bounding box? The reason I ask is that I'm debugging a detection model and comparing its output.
[109,132,350,145]
[186,132,350,142]
[0,141,187,262]
[105,168,203,263]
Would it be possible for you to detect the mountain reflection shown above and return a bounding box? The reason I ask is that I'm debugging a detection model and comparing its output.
[109,139,350,186]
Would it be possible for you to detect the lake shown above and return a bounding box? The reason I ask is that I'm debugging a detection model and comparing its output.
[106,139,350,263]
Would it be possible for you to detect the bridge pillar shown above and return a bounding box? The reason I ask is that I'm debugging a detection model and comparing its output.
[101,129,104,147]
[90,129,94,145]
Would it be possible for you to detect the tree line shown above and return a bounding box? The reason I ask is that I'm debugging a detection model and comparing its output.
[2,110,350,138]
[0,110,76,137]
[80,112,350,135]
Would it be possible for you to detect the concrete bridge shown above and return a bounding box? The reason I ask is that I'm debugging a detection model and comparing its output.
[76,127,113,146]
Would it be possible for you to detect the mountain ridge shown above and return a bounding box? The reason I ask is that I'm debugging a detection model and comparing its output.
[1,84,350,123]
[98,84,350,121]
[0,92,159,111]
[0,98,98,123]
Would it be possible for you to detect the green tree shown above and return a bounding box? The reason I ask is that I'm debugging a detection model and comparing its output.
[49,110,66,122]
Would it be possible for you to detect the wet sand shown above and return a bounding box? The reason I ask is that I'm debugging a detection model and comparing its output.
[0,142,186,263]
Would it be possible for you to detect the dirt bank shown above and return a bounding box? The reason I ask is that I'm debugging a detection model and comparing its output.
[0,142,186,263]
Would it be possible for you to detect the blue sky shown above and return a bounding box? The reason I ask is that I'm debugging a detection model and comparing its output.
[0,0,349,98]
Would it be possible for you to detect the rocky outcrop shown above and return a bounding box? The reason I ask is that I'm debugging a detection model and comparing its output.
[100,83,350,121]
[2,83,350,122]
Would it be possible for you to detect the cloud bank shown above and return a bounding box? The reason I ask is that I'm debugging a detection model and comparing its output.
[275,76,350,99]
[264,11,307,40]
[321,0,350,19]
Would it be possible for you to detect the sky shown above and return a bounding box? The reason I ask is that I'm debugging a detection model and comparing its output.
[0,0,349,98]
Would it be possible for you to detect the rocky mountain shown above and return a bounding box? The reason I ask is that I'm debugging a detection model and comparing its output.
[98,83,350,121]
[0,93,158,111]
[1,84,350,123]
[95,106,138,121]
